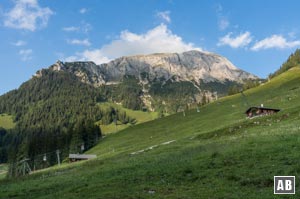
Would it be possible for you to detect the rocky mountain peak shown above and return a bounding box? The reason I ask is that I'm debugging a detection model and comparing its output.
[99,50,257,84]
[35,50,258,87]
[30,50,259,112]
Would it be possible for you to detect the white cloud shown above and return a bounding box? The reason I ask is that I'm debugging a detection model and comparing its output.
[62,22,92,33]
[79,8,87,14]
[100,24,200,58]
[64,24,201,64]
[67,39,91,46]
[81,22,92,33]
[251,35,300,51]
[218,32,252,48]
[156,11,171,23]
[12,40,27,46]
[64,55,77,62]
[218,18,229,30]
[4,0,53,31]
[215,3,229,30]
[65,50,110,64]
[19,49,33,61]
[62,26,80,32]
[288,31,296,39]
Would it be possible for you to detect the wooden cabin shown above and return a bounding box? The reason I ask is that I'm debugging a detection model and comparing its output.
[245,107,280,118]
[69,154,97,162]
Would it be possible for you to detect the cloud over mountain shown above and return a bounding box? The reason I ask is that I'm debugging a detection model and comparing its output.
[65,24,201,64]
[218,32,252,48]
[251,35,300,51]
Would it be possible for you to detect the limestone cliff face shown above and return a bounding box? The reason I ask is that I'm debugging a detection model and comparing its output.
[41,50,257,87]
[99,50,257,84]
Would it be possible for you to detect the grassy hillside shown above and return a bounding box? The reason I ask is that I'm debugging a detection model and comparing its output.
[0,114,15,129]
[1,67,300,198]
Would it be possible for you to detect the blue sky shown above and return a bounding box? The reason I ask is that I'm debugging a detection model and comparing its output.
[1,0,300,95]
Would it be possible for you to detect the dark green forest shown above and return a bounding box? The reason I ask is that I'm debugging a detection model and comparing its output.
[149,78,199,113]
[99,75,143,110]
[0,70,104,176]
[269,49,300,78]
[227,79,263,96]
[0,70,145,177]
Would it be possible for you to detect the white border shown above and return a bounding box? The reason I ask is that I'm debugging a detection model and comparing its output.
[274,176,295,194]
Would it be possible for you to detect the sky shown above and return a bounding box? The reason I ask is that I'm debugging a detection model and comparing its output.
[1,0,300,95]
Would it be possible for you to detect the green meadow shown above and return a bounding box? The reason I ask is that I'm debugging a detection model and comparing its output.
[1,67,300,198]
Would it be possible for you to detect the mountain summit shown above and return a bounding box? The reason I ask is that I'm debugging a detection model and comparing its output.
[35,50,257,112]
[99,50,257,84]
[44,50,256,86]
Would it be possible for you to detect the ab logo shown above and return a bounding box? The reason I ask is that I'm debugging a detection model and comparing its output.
[274,176,295,194]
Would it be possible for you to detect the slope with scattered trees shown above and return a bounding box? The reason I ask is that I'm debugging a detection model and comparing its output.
[269,49,300,78]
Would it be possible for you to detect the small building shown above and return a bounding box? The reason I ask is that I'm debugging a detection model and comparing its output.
[245,106,280,118]
[69,154,97,162]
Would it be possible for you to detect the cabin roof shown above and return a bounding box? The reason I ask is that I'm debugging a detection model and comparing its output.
[245,107,280,114]
[69,154,97,159]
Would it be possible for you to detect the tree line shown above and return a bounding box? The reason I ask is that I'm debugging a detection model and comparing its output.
[269,49,300,79]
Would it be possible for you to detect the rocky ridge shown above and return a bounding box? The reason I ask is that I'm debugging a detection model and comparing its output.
[34,50,258,111]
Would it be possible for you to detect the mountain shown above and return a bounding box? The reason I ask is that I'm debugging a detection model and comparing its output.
[46,50,256,85]
[1,64,300,198]
[37,50,258,112]
[99,50,256,83]
[0,50,257,172]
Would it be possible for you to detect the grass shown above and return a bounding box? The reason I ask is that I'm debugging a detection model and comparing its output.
[1,67,300,198]
[0,113,15,129]
[97,102,158,134]
[0,164,8,180]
